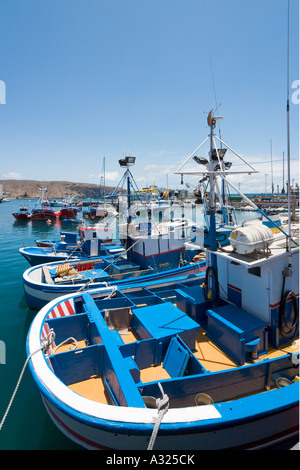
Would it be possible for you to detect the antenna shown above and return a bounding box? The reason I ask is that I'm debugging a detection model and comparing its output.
[270,139,274,195]
[282,151,285,193]
[209,57,222,143]
[286,0,292,250]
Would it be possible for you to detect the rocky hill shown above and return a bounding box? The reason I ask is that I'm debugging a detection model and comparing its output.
[0,179,120,200]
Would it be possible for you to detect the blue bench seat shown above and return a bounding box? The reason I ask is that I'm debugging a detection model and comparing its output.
[206,304,268,365]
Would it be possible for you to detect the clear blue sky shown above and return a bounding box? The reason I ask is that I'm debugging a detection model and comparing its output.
[0,0,299,193]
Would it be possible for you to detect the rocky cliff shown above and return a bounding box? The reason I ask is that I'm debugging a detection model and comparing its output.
[0,179,120,200]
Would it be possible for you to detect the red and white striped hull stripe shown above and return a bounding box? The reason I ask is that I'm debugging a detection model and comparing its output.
[41,299,75,354]
[46,299,75,319]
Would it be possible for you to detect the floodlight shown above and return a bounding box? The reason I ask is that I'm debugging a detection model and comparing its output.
[193,156,209,165]
[119,156,136,167]
[211,148,227,161]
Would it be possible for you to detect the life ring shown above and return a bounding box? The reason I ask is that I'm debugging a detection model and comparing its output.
[204,266,219,302]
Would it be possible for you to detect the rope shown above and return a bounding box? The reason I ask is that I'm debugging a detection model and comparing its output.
[147,383,169,450]
[77,234,145,291]
[64,238,85,262]
[0,329,55,432]
[53,336,77,353]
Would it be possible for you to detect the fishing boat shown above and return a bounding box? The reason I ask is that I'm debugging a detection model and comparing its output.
[82,157,118,221]
[192,177,237,247]
[13,190,78,221]
[21,224,115,266]
[22,215,205,309]
[23,156,205,309]
[26,113,299,449]
[54,194,78,219]
[82,203,117,221]
[30,188,57,221]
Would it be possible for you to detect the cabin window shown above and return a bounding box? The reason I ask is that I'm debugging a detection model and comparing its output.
[248,266,261,277]
[93,232,97,238]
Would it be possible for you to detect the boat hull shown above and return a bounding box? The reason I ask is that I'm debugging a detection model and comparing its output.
[23,263,206,310]
[31,209,56,220]
[56,208,78,219]
[26,278,299,450]
[42,394,298,450]
[20,248,76,266]
[12,212,30,220]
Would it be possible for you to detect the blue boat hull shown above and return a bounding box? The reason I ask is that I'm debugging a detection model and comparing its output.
[26,286,299,450]
[23,262,206,310]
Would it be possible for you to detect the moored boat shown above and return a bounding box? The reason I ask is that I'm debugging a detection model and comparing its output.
[30,188,57,220]
[22,217,205,309]
[12,205,30,220]
[22,157,206,309]
[21,225,115,266]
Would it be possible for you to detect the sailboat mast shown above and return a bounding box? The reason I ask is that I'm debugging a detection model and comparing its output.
[270,139,274,195]
[282,151,285,193]
[286,0,292,253]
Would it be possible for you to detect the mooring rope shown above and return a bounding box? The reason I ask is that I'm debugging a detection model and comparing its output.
[0,329,56,431]
[147,383,169,450]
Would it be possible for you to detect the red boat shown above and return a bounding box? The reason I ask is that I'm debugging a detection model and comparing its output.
[13,188,56,221]
[30,189,56,220]
[55,207,78,219]
[30,207,56,220]
[13,189,78,221]
[12,206,30,220]
[54,194,78,219]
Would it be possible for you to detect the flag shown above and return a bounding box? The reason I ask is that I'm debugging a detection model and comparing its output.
[207,109,213,126]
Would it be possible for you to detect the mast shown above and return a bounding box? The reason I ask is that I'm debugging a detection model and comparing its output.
[207,111,218,253]
[282,151,285,194]
[100,157,106,200]
[270,139,274,196]
[118,156,136,251]
[286,0,292,254]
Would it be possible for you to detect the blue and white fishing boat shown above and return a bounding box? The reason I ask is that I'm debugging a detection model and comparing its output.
[22,216,205,310]
[23,157,205,310]
[20,224,115,266]
[26,113,299,450]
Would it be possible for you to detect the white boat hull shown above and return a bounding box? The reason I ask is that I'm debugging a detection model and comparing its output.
[41,390,299,450]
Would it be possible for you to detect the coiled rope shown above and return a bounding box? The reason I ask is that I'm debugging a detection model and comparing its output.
[147,383,169,450]
[0,329,56,431]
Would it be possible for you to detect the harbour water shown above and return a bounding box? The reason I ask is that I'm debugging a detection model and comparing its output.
[0,199,297,450]
[0,199,82,449]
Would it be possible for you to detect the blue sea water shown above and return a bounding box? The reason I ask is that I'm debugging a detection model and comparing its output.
[0,199,297,450]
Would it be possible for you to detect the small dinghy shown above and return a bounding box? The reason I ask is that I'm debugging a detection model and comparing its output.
[20,225,115,266]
